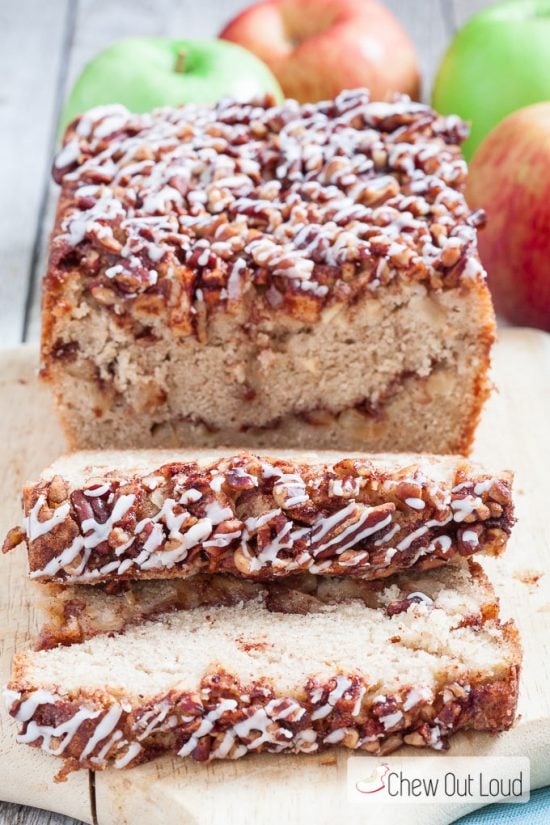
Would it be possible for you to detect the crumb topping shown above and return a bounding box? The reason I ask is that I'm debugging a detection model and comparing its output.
[49,89,486,328]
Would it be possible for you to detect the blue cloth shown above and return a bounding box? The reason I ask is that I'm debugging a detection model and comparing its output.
[455,786,550,823]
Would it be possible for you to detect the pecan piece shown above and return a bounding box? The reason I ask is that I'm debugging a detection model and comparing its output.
[48,475,69,505]
[2,526,26,554]
[310,502,394,561]
[70,490,94,525]
[486,480,512,506]
[191,737,212,762]
[457,524,482,556]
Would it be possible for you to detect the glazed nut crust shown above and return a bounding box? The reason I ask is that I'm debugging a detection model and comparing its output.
[7,658,520,777]
[43,89,487,342]
[6,452,515,584]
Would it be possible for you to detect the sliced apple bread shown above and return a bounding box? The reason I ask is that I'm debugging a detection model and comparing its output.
[41,89,495,454]
[5,561,520,772]
[3,449,514,585]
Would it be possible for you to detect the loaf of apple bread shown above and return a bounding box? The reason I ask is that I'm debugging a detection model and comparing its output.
[42,89,495,454]
[3,449,514,585]
[5,561,520,773]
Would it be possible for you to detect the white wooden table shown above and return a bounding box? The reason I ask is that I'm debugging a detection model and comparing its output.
[0,1,494,822]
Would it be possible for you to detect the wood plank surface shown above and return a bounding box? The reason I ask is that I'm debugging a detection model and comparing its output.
[0,0,72,347]
[0,330,549,825]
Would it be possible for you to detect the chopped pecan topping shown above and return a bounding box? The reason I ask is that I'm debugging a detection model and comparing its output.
[47,90,486,334]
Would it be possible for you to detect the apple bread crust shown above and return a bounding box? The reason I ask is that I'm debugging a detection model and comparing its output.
[3,450,514,585]
[41,90,495,454]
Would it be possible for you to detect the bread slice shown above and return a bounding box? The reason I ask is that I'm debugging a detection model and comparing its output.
[35,574,264,649]
[41,91,495,455]
[5,561,520,774]
[36,564,505,649]
[3,449,514,585]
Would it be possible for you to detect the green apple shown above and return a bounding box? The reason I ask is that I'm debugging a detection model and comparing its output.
[432,0,550,160]
[61,37,283,132]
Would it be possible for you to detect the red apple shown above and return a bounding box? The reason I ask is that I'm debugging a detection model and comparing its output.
[219,0,420,103]
[466,103,550,331]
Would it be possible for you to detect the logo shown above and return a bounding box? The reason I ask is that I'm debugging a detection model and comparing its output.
[347,756,530,805]
[355,762,390,794]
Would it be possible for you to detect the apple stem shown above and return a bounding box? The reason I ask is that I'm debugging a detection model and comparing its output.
[175,49,187,73]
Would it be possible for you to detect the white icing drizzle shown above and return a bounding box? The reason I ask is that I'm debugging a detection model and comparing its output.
[273,473,309,508]
[294,729,318,753]
[178,699,238,757]
[81,704,123,758]
[403,686,433,711]
[52,91,482,317]
[84,484,110,497]
[265,698,305,722]
[24,497,70,540]
[380,710,404,730]
[451,496,482,523]
[135,703,171,740]
[352,686,366,717]
[179,488,202,504]
[311,676,352,721]
[233,707,289,749]
[29,536,85,579]
[204,500,233,526]
[211,730,237,758]
[143,475,163,490]
[310,505,392,558]
[137,518,212,570]
[210,474,224,493]
[28,493,135,579]
[9,689,102,757]
[329,477,362,498]
[255,522,295,565]
[260,461,283,480]
[17,709,101,756]
[396,525,428,552]
[431,535,452,553]
[90,729,123,764]
[405,497,425,510]
[474,479,496,495]
[203,530,242,549]
[374,524,400,547]
[323,728,346,744]
[23,458,500,581]
[80,494,135,547]
[461,530,480,547]
[114,741,143,768]
[8,679,466,766]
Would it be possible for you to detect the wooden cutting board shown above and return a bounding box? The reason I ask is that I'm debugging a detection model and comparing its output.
[1,329,549,825]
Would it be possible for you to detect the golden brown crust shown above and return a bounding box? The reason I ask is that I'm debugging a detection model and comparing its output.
[6,663,520,776]
[7,452,514,585]
[454,284,496,454]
